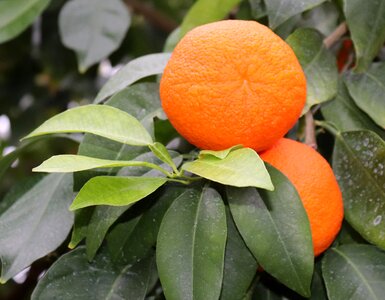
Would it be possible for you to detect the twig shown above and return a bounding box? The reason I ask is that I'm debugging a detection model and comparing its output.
[305,111,317,149]
[123,0,177,33]
[323,22,348,49]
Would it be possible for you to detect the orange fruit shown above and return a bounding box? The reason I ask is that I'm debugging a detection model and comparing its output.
[260,138,344,256]
[160,20,306,151]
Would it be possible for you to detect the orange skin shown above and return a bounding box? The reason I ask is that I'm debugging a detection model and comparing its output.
[160,20,306,151]
[260,138,344,256]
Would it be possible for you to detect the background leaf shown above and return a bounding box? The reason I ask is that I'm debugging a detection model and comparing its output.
[0,0,50,43]
[343,0,385,72]
[333,130,385,250]
[0,174,74,282]
[157,187,227,300]
[345,62,385,128]
[286,28,338,113]
[182,148,273,190]
[227,166,313,297]
[59,0,130,72]
[322,244,385,300]
[31,247,155,300]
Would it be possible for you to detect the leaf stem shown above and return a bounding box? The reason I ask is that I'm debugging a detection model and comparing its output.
[315,121,340,137]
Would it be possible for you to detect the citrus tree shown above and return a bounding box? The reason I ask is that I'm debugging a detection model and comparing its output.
[1,0,385,299]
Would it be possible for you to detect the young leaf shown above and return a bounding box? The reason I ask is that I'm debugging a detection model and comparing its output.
[286,28,338,114]
[345,62,385,128]
[227,166,314,297]
[94,53,171,103]
[23,104,153,146]
[200,145,243,159]
[322,244,385,299]
[182,148,273,190]
[333,130,385,250]
[59,0,130,72]
[180,0,242,37]
[31,247,155,300]
[157,187,227,300]
[0,0,50,43]
[343,0,385,72]
[148,142,178,173]
[0,174,75,282]
[265,0,326,29]
[70,176,167,210]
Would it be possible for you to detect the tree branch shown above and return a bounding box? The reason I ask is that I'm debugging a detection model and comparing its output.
[324,22,348,49]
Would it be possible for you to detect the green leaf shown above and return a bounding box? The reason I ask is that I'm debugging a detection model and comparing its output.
[227,166,313,297]
[0,174,75,282]
[265,0,326,29]
[33,154,170,176]
[157,187,227,300]
[220,209,258,300]
[68,208,94,249]
[31,247,155,300]
[200,145,243,159]
[286,28,338,113]
[249,0,267,19]
[23,104,153,146]
[343,0,385,72]
[180,0,242,37]
[182,148,273,190]
[321,81,385,139]
[59,0,130,72]
[0,0,50,43]
[94,53,171,103]
[107,185,186,264]
[345,62,385,128]
[333,130,385,250]
[70,176,167,210]
[322,244,385,300]
[148,142,178,173]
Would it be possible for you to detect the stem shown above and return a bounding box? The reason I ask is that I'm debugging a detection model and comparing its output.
[305,111,317,149]
[315,121,340,137]
[166,178,192,185]
[132,161,173,177]
[324,22,348,49]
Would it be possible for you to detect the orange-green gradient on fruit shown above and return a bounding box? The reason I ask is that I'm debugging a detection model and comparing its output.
[260,138,344,256]
[160,20,306,151]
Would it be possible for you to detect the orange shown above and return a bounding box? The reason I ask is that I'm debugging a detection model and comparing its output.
[160,20,306,151]
[260,138,344,256]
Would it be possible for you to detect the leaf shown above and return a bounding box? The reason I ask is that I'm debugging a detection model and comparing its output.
[220,209,258,300]
[70,176,167,210]
[0,174,75,282]
[0,0,50,43]
[345,62,385,128]
[157,187,227,300]
[94,53,171,103]
[148,142,178,173]
[23,104,153,146]
[286,28,338,113]
[227,166,314,297]
[333,130,385,250]
[180,0,242,37]
[249,0,267,19]
[343,0,385,72]
[33,154,169,176]
[200,145,243,159]
[59,0,130,72]
[31,247,155,300]
[322,244,385,300]
[182,148,273,190]
[321,81,385,140]
[68,208,94,249]
[265,0,326,29]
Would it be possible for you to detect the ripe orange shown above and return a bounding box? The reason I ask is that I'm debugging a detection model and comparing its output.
[160,20,306,151]
[260,138,344,256]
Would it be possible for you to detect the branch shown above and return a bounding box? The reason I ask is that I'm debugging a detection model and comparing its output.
[324,22,348,49]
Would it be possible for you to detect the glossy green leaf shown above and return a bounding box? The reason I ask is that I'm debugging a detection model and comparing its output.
[200,145,243,159]
[343,0,385,72]
[31,247,155,300]
[227,166,313,297]
[321,81,385,139]
[94,53,171,103]
[70,176,167,210]
[286,28,338,113]
[0,0,50,43]
[265,0,326,29]
[59,0,130,72]
[148,142,178,173]
[182,148,273,190]
[157,187,227,300]
[220,209,258,300]
[333,130,385,249]
[0,174,75,282]
[23,104,153,146]
[345,62,385,128]
[322,244,385,300]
